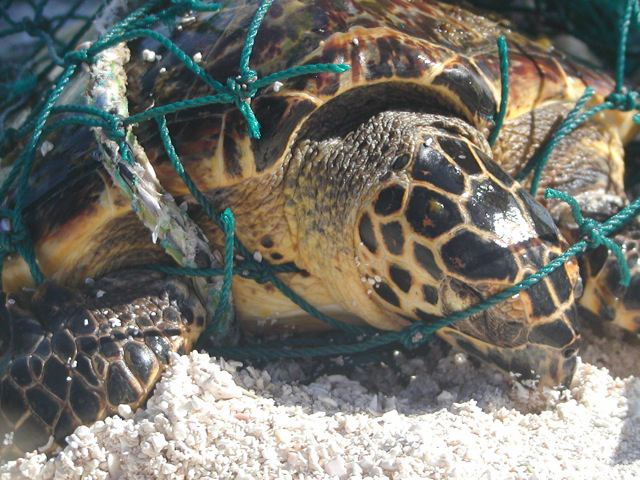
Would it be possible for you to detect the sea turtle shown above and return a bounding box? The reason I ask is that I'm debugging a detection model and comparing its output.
[0,0,638,459]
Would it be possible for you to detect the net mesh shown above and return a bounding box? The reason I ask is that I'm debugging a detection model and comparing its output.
[0,0,639,362]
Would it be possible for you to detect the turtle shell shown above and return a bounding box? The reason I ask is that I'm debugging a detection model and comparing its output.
[124,0,615,195]
[1,0,617,290]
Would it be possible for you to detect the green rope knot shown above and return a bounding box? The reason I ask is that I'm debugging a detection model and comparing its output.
[104,114,126,141]
[606,89,640,111]
[238,259,276,284]
[0,217,28,253]
[226,76,256,99]
[238,69,259,86]
[0,72,36,101]
[580,218,607,247]
[20,16,49,38]
[223,76,260,138]
[545,188,631,286]
[63,48,91,65]
[398,322,433,350]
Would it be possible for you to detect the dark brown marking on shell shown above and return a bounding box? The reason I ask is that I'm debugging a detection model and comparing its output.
[251,95,317,172]
[484,49,567,114]
[432,57,496,119]
[605,261,625,298]
[411,141,464,194]
[437,136,482,175]
[16,126,102,241]
[374,184,405,216]
[222,110,245,178]
[389,265,412,293]
[380,221,404,255]
[441,230,518,281]
[406,187,462,238]
[147,109,223,170]
[271,252,284,260]
[358,213,377,254]
[366,37,393,81]
[422,284,439,305]
[413,243,442,280]
[373,282,400,307]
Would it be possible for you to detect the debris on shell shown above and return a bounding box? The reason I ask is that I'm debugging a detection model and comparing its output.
[142,49,157,62]
[40,141,54,157]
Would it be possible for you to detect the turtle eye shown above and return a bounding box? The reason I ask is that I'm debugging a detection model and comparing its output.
[390,153,410,171]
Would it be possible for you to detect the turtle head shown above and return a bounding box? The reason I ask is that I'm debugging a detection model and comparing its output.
[351,112,581,389]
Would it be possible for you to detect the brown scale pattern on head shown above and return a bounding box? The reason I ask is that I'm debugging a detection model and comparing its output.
[355,132,579,349]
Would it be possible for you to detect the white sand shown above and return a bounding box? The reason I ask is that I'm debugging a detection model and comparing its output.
[1,325,640,479]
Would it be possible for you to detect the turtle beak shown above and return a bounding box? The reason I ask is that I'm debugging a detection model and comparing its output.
[437,326,580,389]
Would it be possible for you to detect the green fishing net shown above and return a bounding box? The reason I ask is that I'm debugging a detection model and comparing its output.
[0,0,638,361]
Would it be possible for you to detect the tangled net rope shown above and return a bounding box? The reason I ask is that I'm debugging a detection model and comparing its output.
[0,0,639,363]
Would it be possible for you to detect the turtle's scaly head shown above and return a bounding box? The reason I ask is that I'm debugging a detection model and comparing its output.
[353,113,581,388]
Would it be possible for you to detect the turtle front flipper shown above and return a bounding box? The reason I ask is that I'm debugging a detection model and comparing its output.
[492,101,640,337]
[0,270,207,460]
[578,232,640,334]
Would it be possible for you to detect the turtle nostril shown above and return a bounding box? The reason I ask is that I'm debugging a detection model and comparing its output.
[563,348,577,359]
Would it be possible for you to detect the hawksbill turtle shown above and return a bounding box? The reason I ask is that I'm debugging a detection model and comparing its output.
[0,0,638,458]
